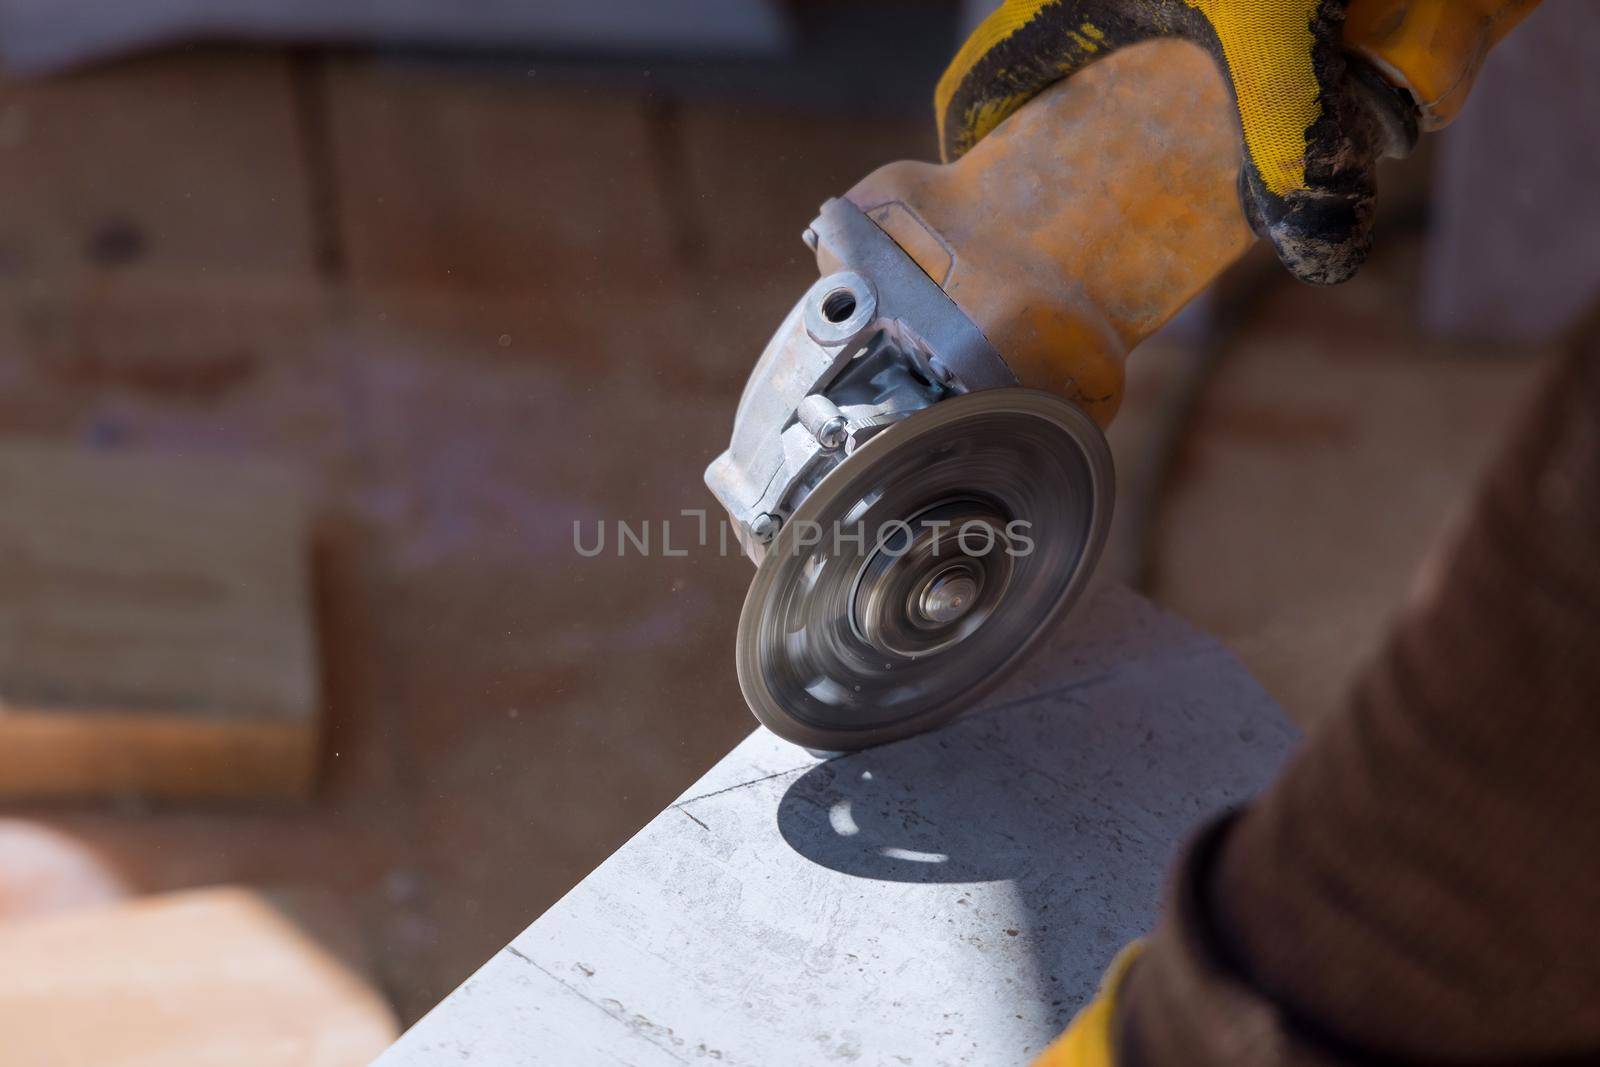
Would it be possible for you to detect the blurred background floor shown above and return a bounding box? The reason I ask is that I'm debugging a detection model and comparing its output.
[0,13,1560,1029]
[1148,240,1543,728]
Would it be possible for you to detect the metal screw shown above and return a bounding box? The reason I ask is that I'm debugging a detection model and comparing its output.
[816,416,848,451]
[801,227,819,252]
[750,513,782,543]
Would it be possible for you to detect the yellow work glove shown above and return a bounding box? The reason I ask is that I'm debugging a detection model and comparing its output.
[937,0,1540,286]
[1032,943,1143,1067]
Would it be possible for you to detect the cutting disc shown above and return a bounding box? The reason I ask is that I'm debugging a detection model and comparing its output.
[736,387,1113,751]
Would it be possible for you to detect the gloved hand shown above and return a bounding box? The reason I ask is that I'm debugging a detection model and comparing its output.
[936,0,1538,286]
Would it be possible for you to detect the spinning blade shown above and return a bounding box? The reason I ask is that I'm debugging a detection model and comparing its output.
[736,388,1113,751]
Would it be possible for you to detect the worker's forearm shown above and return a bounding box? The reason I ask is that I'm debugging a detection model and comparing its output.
[1116,315,1600,1065]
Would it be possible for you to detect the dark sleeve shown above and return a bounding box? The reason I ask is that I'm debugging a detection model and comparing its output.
[1114,313,1600,1067]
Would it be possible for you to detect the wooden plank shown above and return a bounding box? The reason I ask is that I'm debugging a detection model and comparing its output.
[0,52,323,799]
[0,50,315,285]
[0,50,324,399]
[377,585,1297,1066]
[0,443,318,800]
[326,63,678,295]
[0,886,397,1066]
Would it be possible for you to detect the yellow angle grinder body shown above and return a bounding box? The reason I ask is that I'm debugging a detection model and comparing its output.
[705,41,1256,751]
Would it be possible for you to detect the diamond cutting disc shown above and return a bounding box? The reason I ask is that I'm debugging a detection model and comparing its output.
[736,387,1113,751]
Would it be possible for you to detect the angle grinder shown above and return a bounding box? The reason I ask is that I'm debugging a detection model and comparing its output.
[705,42,1256,751]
